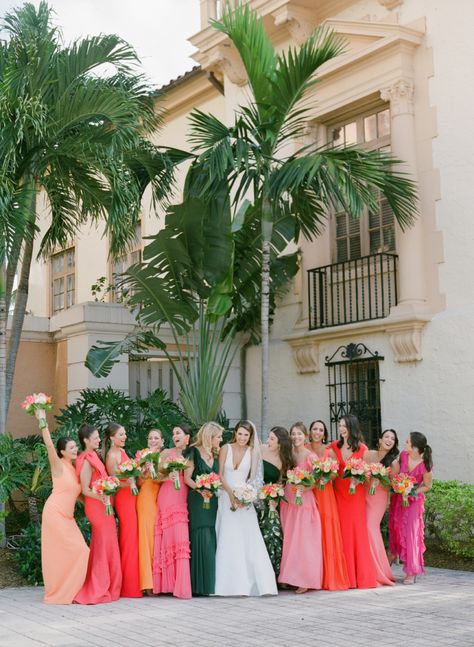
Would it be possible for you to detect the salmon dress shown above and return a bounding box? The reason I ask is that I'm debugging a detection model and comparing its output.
[152,472,191,599]
[74,451,122,604]
[313,448,350,591]
[41,460,89,604]
[137,476,160,591]
[114,449,142,598]
[278,454,323,590]
[365,484,395,585]
[330,441,377,589]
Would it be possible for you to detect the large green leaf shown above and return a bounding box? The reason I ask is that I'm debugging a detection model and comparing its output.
[85,330,165,378]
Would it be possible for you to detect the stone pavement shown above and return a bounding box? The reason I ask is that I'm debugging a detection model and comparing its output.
[0,566,472,647]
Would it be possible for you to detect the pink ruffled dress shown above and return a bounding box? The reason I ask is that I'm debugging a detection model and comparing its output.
[152,472,191,599]
[388,450,428,576]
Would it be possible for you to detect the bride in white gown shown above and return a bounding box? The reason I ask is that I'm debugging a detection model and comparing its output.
[214,420,277,596]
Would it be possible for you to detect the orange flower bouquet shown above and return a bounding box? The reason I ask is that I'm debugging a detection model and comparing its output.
[368,462,392,495]
[392,473,418,506]
[194,472,222,509]
[92,476,121,514]
[161,453,189,490]
[311,456,339,490]
[115,459,141,495]
[286,468,314,505]
[135,448,160,479]
[258,482,286,518]
[342,457,370,494]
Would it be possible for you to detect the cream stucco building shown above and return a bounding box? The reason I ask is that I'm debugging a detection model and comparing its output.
[8,0,474,483]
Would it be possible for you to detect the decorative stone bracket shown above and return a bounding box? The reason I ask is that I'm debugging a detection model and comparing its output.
[205,44,247,86]
[286,338,321,374]
[272,6,315,45]
[388,320,427,362]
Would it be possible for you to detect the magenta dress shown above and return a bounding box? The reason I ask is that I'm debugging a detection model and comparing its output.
[278,454,323,590]
[388,450,428,576]
[365,485,395,586]
[152,472,191,599]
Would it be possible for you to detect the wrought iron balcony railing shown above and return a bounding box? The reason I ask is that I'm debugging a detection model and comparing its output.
[307,253,398,330]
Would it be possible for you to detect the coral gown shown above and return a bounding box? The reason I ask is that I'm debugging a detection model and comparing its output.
[74,451,122,604]
[365,484,395,585]
[153,472,192,599]
[330,441,377,589]
[313,448,350,591]
[137,476,160,591]
[388,450,428,576]
[114,449,142,597]
[41,459,89,604]
[278,454,323,590]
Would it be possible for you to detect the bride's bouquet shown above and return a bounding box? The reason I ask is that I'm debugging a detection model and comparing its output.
[135,448,160,479]
[92,476,121,514]
[231,483,257,511]
[258,483,286,518]
[21,393,53,429]
[286,468,314,505]
[311,456,339,490]
[161,453,189,490]
[392,472,418,506]
[194,472,222,509]
[342,457,370,494]
[115,459,141,495]
[367,462,392,495]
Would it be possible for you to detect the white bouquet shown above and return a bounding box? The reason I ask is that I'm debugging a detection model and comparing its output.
[231,483,257,511]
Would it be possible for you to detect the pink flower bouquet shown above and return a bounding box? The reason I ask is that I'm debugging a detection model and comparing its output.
[161,453,189,490]
[194,472,222,509]
[311,456,339,490]
[21,393,53,429]
[115,459,141,495]
[392,472,418,506]
[258,482,286,518]
[342,457,370,494]
[92,476,121,514]
[286,468,314,504]
[368,462,392,495]
[135,448,160,479]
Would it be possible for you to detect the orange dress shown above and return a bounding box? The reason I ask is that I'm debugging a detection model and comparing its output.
[41,459,89,604]
[114,448,142,597]
[330,442,377,589]
[137,477,160,591]
[313,448,350,590]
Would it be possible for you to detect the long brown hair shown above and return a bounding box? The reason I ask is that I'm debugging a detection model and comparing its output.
[231,420,255,447]
[103,422,123,461]
[269,426,294,480]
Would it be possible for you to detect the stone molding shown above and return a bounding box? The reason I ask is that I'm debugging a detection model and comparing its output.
[378,0,403,9]
[380,79,415,116]
[286,338,321,374]
[272,6,315,44]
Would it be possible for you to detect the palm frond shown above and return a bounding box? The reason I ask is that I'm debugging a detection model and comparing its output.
[85,330,165,378]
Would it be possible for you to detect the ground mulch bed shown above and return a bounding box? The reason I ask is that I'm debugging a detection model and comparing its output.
[0,548,27,588]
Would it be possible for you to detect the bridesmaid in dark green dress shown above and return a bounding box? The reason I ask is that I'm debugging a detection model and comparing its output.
[184,422,224,595]
[259,426,294,576]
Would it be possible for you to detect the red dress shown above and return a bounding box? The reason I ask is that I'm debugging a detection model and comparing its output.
[330,441,377,589]
[114,449,142,598]
[74,451,122,604]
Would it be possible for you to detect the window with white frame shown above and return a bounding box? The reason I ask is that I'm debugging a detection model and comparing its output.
[328,106,395,263]
[51,248,75,315]
[109,221,142,302]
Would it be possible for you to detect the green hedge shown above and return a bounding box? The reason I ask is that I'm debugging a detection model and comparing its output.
[424,480,474,560]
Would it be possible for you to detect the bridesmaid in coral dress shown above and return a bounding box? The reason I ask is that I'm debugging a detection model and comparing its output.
[75,424,122,604]
[105,423,142,598]
[279,422,323,594]
[137,429,163,594]
[308,420,349,591]
[388,432,433,584]
[153,423,192,599]
[364,428,399,586]
[329,415,377,589]
[36,411,89,604]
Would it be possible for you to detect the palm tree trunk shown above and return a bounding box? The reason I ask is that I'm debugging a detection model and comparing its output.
[260,202,273,438]
[0,260,7,546]
[5,192,36,414]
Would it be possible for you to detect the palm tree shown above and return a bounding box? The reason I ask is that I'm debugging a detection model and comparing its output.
[188,3,418,435]
[0,2,186,431]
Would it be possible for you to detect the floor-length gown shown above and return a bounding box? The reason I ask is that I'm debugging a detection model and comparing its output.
[152,471,191,599]
[137,476,160,591]
[257,460,283,576]
[365,484,395,585]
[313,448,350,591]
[278,454,323,590]
[74,451,122,604]
[215,445,277,596]
[330,442,377,589]
[114,449,142,598]
[187,446,219,595]
[41,460,89,604]
[388,450,428,576]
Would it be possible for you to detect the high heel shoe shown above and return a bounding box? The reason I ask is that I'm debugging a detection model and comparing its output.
[402,575,417,585]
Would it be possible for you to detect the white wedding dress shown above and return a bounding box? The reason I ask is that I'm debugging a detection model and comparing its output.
[214,444,277,596]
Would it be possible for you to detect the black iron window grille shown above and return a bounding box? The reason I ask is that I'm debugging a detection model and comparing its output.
[308,252,398,330]
[325,342,383,448]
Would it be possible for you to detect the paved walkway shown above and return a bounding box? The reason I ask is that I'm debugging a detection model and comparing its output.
[0,566,472,647]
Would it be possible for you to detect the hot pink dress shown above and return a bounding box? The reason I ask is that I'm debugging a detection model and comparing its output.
[388,450,428,576]
[365,484,395,585]
[152,472,191,599]
[278,454,323,590]
[74,451,122,604]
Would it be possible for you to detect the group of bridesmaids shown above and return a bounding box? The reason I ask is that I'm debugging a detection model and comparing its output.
[37,409,433,604]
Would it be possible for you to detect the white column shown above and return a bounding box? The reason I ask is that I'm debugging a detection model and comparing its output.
[381,79,427,313]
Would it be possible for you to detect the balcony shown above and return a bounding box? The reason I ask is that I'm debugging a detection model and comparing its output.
[307,253,398,330]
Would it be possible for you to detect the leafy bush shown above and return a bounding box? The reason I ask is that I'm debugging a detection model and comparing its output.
[12,522,42,585]
[424,480,474,560]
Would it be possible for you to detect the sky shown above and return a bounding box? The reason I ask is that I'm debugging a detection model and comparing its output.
[0,0,201,88]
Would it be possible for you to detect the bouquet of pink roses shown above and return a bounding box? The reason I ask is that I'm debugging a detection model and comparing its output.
[92,476,121,514]
[342,457,370,494]
[194,472,222,509]
[311,456,339,490]
[115,459,141,495]
[286,468,314,505]
[392,473,418,506]
[258,482,286,518]
[21,393,53,429]
[367,462,392,495]
[135,448,160,479]
[161,453,189,490]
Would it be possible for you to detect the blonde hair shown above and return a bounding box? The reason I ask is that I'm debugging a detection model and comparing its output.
[192,421,224,456]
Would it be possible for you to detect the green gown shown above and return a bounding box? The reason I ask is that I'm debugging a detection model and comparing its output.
[187,446,219,595]
[258,460,283,576]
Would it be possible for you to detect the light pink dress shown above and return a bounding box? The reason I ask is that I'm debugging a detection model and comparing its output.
[365,485,395,586]
[278,454,323,590]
